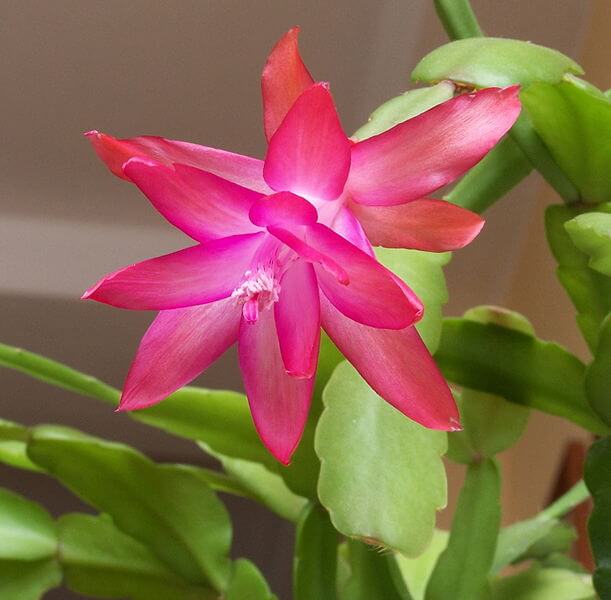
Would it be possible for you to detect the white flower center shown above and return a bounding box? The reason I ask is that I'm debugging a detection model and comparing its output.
[231,266,281,323]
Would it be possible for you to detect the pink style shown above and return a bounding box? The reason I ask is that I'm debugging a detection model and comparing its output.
[83,27,521,464]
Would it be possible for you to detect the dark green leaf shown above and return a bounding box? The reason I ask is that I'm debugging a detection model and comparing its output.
[436,318,609,433]
[0,560,61,600]
[59,513,215,600]
[226,559,276,600]
[27,426,231,590]
[293,503,337,600]
[585,314,611,426]
[316,362,447,556]
[565,209,611,276]
[425,459,500,600]
[412,38,582,88]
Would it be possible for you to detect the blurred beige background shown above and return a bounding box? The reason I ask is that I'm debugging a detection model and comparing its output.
[1,0,608,597]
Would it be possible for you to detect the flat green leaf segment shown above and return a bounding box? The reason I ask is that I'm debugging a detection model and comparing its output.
[585,437,611,597]
[315,362,447,556]
[226,559,276,600]
[565,208,611,276]
[586,315,611,426]
[353,82,454,141]
[433,0,483,40]
[425,459,500,600]
[436,318,609,433]
[522,78,611,204]
[293,504,338,600]
[546,205,611,351]
[0,560,62,600]
[412,38,582,88]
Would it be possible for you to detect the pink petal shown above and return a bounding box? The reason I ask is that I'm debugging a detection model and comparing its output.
[249,191,318,228]
[262,27,315,141]
[83,233,264,310]
[84,130,272,194]
[239,308,315,464]
[305,224,422,329]
[348,86,521,206]
[320,295,460,430]
[119,298,240,411]
[263,83,351,201]
[330,205,375,256]
[123,158,262,242]
[351,198,485,251]
[274,260,320,377]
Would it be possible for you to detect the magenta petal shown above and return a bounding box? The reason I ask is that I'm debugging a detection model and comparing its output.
[249,191,318,228]
[85,131,272,194]
[320,295,460,430]
[124,158,262,242]
[264,83,351,201]
[83,233,264,310]
[119,298,240,411]
[275,260,320,377]
[330,205,375,256]
[239,308,314,464]
[262,27,315,141]
[305,224,422,329]
[351,198,485,251]
[348,86,521,206]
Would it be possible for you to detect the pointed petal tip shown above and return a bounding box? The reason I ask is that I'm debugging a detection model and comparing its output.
[83,129,100,138]
[449,417,463,432]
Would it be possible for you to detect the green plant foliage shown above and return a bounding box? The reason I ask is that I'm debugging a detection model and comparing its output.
[59,513,216,600]
[425,459,500,600]
[226,559,276,600]
[316,362,447,557]
[585,437,611,596]
[522,78,611,204]
[546,205,611,351]
[353,82,454,141]
[293,503,338,600]
[565,209,611,276]
[436,317,609,433]
[585,314,611,426]
[433,0,483,40]
[0,560,61,600]
[26,425,232,591]
[0,420,41,472]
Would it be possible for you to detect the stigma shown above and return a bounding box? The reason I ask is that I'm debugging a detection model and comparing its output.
[231,265,281,323]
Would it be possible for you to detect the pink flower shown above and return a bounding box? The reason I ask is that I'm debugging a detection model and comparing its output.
[84,28,520,464]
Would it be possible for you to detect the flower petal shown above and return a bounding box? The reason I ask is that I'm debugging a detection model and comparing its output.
[320,294,460,430]
[123,158,262,242]
[119,298,240,411]
[330,205,375,256]
[264,83,351,201]
[249,191,318,228]
[85,130,272,193]
[262,27,315,141]
[305,224,422,329]
[83,233,264,310]
[351,198,485,251]
[348,86,521,206]
[239,308,315,464]
[275,260,320,377]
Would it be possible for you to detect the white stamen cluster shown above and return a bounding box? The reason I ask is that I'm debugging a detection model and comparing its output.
[231,266,281,315]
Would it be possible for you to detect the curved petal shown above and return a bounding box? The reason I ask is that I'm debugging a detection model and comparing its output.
[239,308,315,464]
[348,86,521,206]
[262,26,315,141]
[305,224,422,329]
[85,130,272,193]
[249,191,318,228]
[124,158,262,242]
[320,294,460,430]
[119,298,240,411]
[83,233,264,310]
[264,83,351,201]
[330,205,375,256]
[351,198,485,251]
[275,260,320,377]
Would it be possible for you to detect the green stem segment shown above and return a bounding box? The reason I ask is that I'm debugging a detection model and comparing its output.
[433,0,483,39]
[540,480,590,520]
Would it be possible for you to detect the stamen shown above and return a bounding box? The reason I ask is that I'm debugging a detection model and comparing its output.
[231,265,281,323]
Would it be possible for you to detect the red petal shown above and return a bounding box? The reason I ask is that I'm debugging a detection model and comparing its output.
[249,191,318,228]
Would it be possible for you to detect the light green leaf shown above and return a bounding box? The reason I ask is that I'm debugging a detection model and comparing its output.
[226,559,276,600]
[412,38,582,88]
[435,318,609,433]
[425,459,500,600]
[565,209,611,276]
[376,248,450,353]
[293,503,338,600]
[0,560,61,600]
[27,426,231,591]
[0,441,42,472]
[0,488,57,561]
[353,83,454,141]
[315,362,447,556]
[585,314,611,426]
[522,77,611,204]
[490,565,594,600]
[59,513,215,600]
[396,530,449,600]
